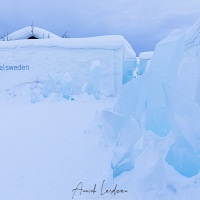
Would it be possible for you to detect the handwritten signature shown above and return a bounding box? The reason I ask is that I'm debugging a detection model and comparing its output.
[72,180,128,199]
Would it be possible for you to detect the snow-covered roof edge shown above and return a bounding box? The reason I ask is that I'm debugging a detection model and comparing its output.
[0,34,136,59]
[5,26,60,40]
[139,51,154,59]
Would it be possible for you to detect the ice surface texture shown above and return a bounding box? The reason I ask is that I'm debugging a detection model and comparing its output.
[164,85,200,177]
[110,22,200,180]
[111,117,142,177]
[146,29,185,137]
[122,59,137,84]
[84,60,102,100]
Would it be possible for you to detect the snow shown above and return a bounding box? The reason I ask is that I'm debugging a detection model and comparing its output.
[6,26,61,40]
[1,33,136,59]
[139,51,154,60]
[0,99,116,200]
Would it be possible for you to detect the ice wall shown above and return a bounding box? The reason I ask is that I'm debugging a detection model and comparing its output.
[74,20,200,198]
[0,35,136,100]
[177,57,200,105]
[178,17,200,106]
[84,60,102,99]
[0,48,116,97]
[111,117,142,177]
[146,29,185,136]
[137,51,153,75]
[164,85,200,177]
[122,58,137,84]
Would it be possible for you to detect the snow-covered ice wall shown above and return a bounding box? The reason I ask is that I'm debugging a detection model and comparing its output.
[0,32,136,97]
[137,51,154,75]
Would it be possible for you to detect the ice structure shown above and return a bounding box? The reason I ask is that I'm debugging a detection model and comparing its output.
[116,29,185,137]
[122,58,137,84]
[97,110,126,143]
[61,72,73,100]
[30,78,43,103]
[107,30,186,178]
[119,73,149,123]
[93,107,142,178]
[43,73,57,98]
[42,72,74,101]
[84,60,102,100]
[104,21,200,181]
[177,57,200,105]
[146,29,185,137]
[0,33,136,98]
[137,51,153,75]
[111,117,142,177]
[164,85,200,177]
[133,142,166,200]
[178,18,200,106]
[82,19,200,200]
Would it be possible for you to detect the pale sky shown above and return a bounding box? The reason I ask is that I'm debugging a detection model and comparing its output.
[0,0,200,54]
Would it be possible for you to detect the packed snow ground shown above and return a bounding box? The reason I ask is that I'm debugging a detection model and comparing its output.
[0,97,123,200]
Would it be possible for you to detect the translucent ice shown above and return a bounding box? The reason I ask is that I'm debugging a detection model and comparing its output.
[122,59,137,84]
[149,29,185,86]
[43,73,57,98]
[61,72,72,100]
[137,51,153,75]
[120,74,149,123]
[177,57,200,105]
[164,84,200,153]
[100,110,125,142]
[30,79,42,103]
[85,60,102,100]
[145,29,185,136]
[134,142,166,200]
[164,85,200,177]
[166,137,200,177]
[111,117,142,177]
[137,59,148,75]
[145,73,171,137]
